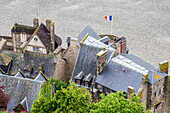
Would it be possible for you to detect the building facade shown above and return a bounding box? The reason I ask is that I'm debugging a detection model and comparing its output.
[71,26,170,113]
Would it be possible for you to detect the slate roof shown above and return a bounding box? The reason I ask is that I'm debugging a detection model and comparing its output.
[0,53,12,66]
[0,50,55,79]
[95,58,143,93]
[36,23,52,49]
[77,25,101,46]
[96,54,168,93]
[72,35,115,83]
[122,54,157,71]
[13,97,29,112]
[11,24,36,34]
[148,70,167,84]
[0,74,43,112]
[25,23,62,49]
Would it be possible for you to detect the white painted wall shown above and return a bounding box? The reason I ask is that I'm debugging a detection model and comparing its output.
[29,35,44,47]
[20,33,27,43]
[24,35,47,54]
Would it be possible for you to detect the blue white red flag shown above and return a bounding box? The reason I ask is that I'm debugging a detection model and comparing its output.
[105,16,112,21]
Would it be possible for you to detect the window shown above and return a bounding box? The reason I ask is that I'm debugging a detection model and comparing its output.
[159,88,161,95]
[34,38,38,41]
[21,42,23,45]
[33,47,39,52]
[84,81,88,87]
[154,92,156,98]
[106,88,111,94]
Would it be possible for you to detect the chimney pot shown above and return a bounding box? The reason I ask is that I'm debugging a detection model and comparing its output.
[33,18,39,27]
[122,69,125,72]
[46,19,52,31]
[159,61,169,74]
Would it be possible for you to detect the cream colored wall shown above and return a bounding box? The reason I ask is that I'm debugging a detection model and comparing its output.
[6,42,13,46]
[25,45,47,54]
[20,33,27,43]
[24,35,47,54]
[29,35,44,47]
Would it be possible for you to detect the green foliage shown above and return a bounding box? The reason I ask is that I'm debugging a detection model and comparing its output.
[90,91,152,113]
[49,77,67,91]
[31,78,68,113]
[53,82,92,113]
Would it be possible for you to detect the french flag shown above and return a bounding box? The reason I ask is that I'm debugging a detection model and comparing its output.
[105,16,112,21]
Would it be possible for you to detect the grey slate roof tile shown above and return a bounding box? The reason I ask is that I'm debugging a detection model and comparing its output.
[72,35,115,84]
[148,70,167,84]
[95,60,143,93]
[0,74,43,112]
[122,54,157,71]
[77,25,101,46]
[0,50,55,79]
[11,24,36,34]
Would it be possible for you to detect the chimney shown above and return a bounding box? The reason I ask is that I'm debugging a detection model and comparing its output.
[142,73,148,86]
[127,86,135,99]
[51,83,55,98]
[96,47,108,76]
[117,37,127,54]
[46,19,52,31]
[33,18,39,27]
[158,61,169,74]
[50,22,55,51]
[66,37,71,47]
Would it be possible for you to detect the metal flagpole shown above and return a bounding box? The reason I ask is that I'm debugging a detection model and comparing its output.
[111,20,112,35]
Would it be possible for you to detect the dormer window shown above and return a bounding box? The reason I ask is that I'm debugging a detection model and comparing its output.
[83,73,92,88]
[34,38,38,41]
[74,71,85,86]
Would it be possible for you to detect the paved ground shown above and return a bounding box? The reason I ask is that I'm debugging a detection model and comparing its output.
[0,0,170,69]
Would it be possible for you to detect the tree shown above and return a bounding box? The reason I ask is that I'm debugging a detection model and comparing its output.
[90,91,152,113]
[53,82,92,113]
[0,79,10,111]
[31,78,68,113]
[31,81,92,113]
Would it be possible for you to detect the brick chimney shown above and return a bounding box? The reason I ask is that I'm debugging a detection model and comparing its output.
[127,86,135,99]
[158,61,169,74]
[50,22,55,51]
[114,37,126,54]
[96,47,108,76]
[33,18,39,27]
[46,19,51,31]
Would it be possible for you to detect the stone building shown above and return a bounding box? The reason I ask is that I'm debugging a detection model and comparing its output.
[71,26,170,113]
[54,37,79,82]
[11,18,62,54]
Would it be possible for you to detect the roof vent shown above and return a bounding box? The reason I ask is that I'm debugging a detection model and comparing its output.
[122,69,125,72]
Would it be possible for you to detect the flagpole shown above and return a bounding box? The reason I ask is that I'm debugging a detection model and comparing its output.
[111,20,112,35]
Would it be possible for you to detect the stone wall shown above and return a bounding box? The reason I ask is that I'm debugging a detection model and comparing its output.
[63,38,79,82]
[148,78,167,113]
[53,52,66,81]
[54,38,79,82]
